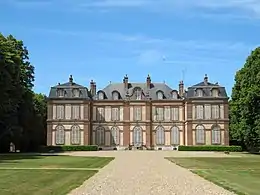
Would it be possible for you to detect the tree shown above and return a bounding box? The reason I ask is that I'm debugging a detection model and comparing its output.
[0,33,47,152]
[230,47,260,150]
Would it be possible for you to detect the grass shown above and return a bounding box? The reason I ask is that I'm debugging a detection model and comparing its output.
[0,155,114,195]
[167,155,260,195]
[0,155,113,168]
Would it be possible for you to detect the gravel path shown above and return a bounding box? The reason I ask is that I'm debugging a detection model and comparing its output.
[68,151,236,195]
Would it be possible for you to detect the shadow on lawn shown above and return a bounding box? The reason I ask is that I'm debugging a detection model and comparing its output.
[0,154,60,163]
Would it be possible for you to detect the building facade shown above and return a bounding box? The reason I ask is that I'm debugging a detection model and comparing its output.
[47,74,229,150]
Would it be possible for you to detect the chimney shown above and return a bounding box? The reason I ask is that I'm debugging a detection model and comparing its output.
[123,74,128,89]
[146,74,151,89]
[204,74,208,85]
[179,80,184,97]
[69,75,73,83]
[90,80,96,96]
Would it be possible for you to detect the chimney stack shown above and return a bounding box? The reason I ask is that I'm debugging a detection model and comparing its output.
[90,80,96,97]
[123,74,128,89]
[146,74,151,89]
[204,74,208,85]
[179,80,184,97]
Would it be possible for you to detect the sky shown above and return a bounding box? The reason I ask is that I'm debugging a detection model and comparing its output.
[1,0,260,96]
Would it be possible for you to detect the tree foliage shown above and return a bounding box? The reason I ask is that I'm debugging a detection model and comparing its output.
[230,47,260,150]
[0,33,46,152]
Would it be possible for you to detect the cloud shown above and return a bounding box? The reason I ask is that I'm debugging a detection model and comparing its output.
[4,0,260,18]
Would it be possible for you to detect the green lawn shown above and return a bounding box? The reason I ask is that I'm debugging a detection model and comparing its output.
[0,155,114,168]
[167,155,260,195]
[0,155,114,195]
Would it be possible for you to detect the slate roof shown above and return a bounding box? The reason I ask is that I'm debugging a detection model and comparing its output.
[186,76,228,98]
[48,75,91,99]
[95,82,178,100]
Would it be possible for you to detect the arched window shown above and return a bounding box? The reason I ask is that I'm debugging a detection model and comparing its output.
[133,126,142,146]
[96,126,105,145]
[172,91,178,99]
[171,126,179,145]
[196,89,203,97]
[156,126,165,145]
[111,126,120,145]
[71,125,80,145]
[98,92,104,100]
[212,125,221,144]
[55,125,65,145]
[212,89,219,97]
[72,89,80,97]
[157,91,163,100]
[196,125,205,144]
[136,88,142,100]
[112,91,119,100]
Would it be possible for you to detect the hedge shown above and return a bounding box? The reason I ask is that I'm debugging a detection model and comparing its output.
[40,145,98,152]
[178,145,242,152]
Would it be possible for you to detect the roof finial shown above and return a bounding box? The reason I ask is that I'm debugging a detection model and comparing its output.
[69,75,73,83]
[204,74,208,85]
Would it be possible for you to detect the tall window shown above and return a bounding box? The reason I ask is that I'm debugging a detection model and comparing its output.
[212,89,219,97]
[156,107,164,121]
[212,105,220,119]
[171,107,179,121]
[196,125,205,144]
[72,105,80,119]
[98,92,104,100]
[111,126,120,145]
[134,107,142,121]
[171,126,180,145]
[204,104,211,119]
[133,126,142,146]
[56,105,64,119]
[196,105,204,119]
[112,91,119,100]
[111,107,119,121]
[71,125,80,145]
[55,125,65,145]
[157,91,163,100]
[156,126,165,145]
[136,88,142,100]
[212,125,221,144]
[96,126,105,145]
[196,89,203,97]
[97,107,105,121]
[172,91,178,99]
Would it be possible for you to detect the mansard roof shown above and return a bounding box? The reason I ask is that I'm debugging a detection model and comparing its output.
[94,82,177,100]
[48,75,91,99]
[186,75,228,99]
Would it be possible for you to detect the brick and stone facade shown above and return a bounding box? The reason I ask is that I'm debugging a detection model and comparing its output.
[47,74,229,150]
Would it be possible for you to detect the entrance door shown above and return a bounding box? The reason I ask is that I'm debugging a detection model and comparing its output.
[133,126,142,147]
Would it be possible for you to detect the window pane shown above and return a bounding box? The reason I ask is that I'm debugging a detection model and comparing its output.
[56,125,65,145]
[171,127,179,145]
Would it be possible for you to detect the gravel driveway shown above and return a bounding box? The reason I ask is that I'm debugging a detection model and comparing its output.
[68,151,236,195]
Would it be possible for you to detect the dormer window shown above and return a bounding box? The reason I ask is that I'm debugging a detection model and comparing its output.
[112,91,119,100]
[157,91,163,100]
[98,91,104,100]
[196,89,203,97]
[136,88,142,100]
[212,89,219,97]
[72,89,80,97]
[172,91,178,99]
[57,89,64,97]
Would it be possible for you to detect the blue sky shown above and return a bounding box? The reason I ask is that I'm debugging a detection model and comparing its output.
[1,0,260,96]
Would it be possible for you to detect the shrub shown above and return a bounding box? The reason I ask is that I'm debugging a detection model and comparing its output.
[40,145,98,152]
[178,145,242,152]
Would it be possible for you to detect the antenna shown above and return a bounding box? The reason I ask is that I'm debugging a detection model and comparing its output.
[181,66,187,82]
